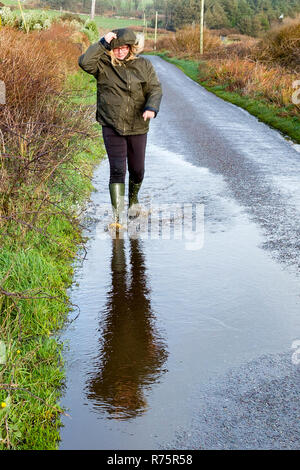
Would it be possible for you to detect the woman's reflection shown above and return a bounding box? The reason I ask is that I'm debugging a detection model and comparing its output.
[87,237,168,420]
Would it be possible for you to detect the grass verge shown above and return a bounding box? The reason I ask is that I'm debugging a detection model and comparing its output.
[0,69,105,450]
[151,52,300,144]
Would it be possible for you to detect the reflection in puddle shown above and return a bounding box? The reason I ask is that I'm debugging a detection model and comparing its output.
[86,237,168,420]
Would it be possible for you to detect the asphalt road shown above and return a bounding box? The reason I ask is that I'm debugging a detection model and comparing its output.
[147,56,300,450]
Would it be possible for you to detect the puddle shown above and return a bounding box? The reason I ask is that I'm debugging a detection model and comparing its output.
[59,141,300,450]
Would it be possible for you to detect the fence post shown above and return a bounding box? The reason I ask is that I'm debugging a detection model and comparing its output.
[154,11,158,51]
[200,0,205,54]
[91,0,96,20]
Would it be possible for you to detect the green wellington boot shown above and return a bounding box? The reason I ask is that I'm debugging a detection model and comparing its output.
[128,178,142,219]
[109,183,125,229]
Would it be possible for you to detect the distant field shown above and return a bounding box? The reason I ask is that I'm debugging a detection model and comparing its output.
[1,0,19,4]
[33,10,144,30]
[1,3,144,31]
[90,15,143,30]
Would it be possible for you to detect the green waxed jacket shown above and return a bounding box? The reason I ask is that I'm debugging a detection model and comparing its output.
[78,37,162,136]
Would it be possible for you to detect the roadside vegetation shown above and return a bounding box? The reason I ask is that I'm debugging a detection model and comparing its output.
[1,0,300,450]
[0,20,104,449]
[150,20,300,143]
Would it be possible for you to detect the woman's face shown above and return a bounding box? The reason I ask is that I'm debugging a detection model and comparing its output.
[113,45,130,61]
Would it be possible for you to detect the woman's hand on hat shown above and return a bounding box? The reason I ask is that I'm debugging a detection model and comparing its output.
[143,110,155,121]
[104,32,117,43]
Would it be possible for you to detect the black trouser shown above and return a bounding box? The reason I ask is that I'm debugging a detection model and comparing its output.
[102,126,147,184]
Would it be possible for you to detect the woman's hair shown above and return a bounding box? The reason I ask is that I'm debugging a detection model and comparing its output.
[110,33,144,66]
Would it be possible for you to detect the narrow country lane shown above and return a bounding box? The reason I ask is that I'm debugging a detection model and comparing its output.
[59,57,300,450]
[149,56,300,270]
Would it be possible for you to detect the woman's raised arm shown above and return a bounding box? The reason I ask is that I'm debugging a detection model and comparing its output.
[78,32,116,76]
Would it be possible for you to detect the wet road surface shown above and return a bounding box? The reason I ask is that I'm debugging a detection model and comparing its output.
[59,57,300,449]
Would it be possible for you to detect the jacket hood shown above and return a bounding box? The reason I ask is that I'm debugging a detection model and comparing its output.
[78,38,162,135]
[110,28,137,49]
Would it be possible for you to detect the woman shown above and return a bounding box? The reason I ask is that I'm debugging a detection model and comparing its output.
[78,28,162,229]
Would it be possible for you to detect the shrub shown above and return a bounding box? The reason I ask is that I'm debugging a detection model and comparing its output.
[200,56,297,109]
[60,12,85,25]
[254,20,300,71]
[81,19,99,44]
[0,6,18,28]
[156,26,222,57]
[0,23,82,153]
[201,38,258,61]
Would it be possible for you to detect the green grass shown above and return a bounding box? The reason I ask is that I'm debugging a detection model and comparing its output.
[153,52,300,144]
[1,1,144,32]
[1,0,19,4]
[17,6,143,30]
[0,70,105,450]
[92,16,143,30]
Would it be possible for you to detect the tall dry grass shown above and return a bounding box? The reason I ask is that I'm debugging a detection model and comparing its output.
[201,37,257,61]
[201,21,300,109]
[155,26,222,58]
[0,24,94,233]
[0,24,90,162]
[1,23,81,122]
[253,20,300,71]
[200,57,297,110]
